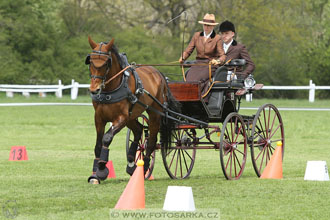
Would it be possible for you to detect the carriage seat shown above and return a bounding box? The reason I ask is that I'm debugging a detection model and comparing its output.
[207,61,245,115]
[225,59,246,67]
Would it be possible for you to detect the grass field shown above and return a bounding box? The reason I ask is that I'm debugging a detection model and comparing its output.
[1,95,330,219]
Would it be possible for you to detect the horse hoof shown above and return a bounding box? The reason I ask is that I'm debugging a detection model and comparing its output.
[143,157,150,174]
[88,175,101,184]
[96,167,109,181]
[126,162,137,176]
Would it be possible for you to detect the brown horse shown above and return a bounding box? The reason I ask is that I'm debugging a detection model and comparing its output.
[86,36,178,183]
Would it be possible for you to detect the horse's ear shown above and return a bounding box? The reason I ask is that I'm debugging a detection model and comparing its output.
[105,38,115,52]
[88,36,97,49]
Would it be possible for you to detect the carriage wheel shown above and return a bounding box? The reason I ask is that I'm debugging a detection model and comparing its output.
[161,128,196,179]
[126,115,155,180]
[220,112,247,180]
[250,104,285,177]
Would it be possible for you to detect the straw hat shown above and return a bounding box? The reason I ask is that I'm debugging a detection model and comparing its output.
[198,13,218,26]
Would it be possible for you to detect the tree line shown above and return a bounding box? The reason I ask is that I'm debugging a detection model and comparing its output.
[0,0,329,98]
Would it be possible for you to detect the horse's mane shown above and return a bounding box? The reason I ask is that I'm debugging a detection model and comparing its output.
[102,42,124,68]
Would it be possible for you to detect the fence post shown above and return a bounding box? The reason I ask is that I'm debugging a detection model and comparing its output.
[71,79,79,100]
[6,91,14,98]
[309,80,315,103]
[22,91,30,97]
[56,80,63,98]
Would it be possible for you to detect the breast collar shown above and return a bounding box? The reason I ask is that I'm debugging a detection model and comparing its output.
[90,67,144,104]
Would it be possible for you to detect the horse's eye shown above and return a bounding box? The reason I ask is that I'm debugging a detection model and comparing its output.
[85,55,90,65]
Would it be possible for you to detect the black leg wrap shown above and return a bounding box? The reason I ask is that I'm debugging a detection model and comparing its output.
[143,157,150,174]
[92,159,99,173]
[127,141,138,162]
[102,128,114,146]
[100,147,109,162]
[96,167,109,181]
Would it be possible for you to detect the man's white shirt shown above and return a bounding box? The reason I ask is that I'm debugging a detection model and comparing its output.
[223,39,233,54]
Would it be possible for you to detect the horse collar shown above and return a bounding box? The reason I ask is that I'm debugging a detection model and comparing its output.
[90,68,144,105]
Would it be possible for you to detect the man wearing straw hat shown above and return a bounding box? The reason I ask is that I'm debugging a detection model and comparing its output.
[179,13,226,96]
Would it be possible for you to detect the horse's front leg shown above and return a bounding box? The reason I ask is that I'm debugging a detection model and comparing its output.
[88,117,105,184]
[96,118,127,180]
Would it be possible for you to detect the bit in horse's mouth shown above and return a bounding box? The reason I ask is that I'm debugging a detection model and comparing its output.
[89,89,101,95]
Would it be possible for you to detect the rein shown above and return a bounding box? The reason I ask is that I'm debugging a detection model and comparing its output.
[103,65,132,86]
[100,60,233,86]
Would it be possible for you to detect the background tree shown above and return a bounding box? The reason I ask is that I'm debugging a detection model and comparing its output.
[0,0,329,98]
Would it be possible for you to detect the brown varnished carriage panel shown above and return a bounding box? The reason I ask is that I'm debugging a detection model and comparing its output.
[168,82,201,101]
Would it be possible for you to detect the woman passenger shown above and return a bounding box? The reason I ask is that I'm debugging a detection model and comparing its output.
[179,13,226,96]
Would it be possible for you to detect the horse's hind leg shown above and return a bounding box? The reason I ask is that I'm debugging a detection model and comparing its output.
[126,119,143,175]
[144,112,161,173]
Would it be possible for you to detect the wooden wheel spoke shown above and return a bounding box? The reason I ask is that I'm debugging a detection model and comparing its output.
[182,149,194,161]
[230,150,233,177]
[262,109,268,138]
[255,144,266,161]
[266,146,271,165]
[257,117,266,138]
[181,150,190,173]
[233,151,237,177]
[269,124,281,140]
[166,148,174,157]
[233,152,242,170]
[168,149,178,170]
[234,146,245,156]
[225,150,233,170]
[269,112,277,134]
[225,127,232,143]
[258,147,267,172]
[174,150,179,177]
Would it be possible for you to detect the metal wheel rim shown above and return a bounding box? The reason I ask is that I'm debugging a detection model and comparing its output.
[250,104,285,177]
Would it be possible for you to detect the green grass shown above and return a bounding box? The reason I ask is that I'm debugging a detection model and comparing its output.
[1,96,330,219]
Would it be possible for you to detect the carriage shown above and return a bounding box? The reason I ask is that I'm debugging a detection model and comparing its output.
[126,59,285,180]
[86,38,285,183]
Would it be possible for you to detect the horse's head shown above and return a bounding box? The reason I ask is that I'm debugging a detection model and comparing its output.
[86,36,115,93]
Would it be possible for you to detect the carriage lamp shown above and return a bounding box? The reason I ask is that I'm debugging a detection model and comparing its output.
[244,75,256,88]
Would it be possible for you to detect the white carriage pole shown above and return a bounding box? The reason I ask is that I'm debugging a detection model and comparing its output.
[309,80,315,103]
[56,80,63,98]
[70,79,79,100]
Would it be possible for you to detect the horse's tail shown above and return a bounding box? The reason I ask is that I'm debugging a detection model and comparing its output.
[160,77,181,150]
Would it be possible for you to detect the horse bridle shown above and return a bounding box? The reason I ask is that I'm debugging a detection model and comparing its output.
[85,42,112,82]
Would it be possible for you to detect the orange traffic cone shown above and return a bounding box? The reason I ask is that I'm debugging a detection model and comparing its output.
[114,160,145,209]
[260,141,283,179]
[106,161,116,179]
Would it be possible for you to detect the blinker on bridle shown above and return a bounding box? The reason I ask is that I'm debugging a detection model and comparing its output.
[85,42,112,81]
